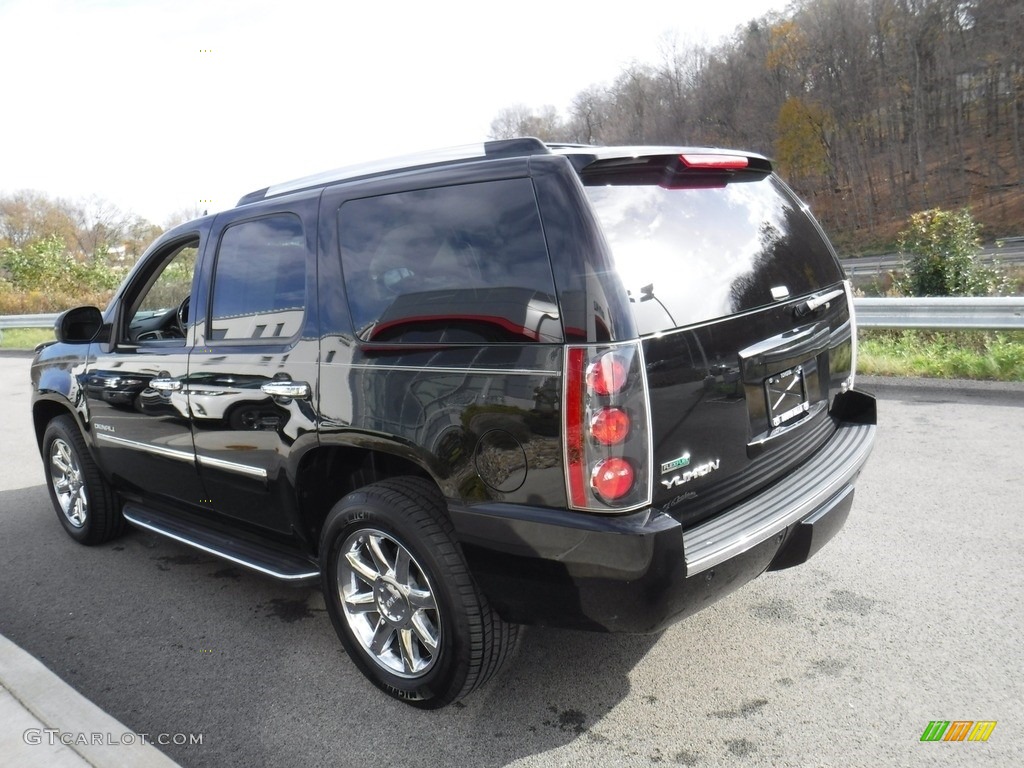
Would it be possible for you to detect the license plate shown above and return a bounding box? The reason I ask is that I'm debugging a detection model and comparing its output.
[765,365,810,428]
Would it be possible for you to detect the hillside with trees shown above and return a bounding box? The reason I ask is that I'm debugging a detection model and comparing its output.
[490,0,1023,252]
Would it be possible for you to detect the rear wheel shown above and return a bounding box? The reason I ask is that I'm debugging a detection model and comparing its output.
[320,477,517,708]
[42,415,123,545]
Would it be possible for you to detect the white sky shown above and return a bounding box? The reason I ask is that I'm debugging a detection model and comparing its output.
[0,0,789,226]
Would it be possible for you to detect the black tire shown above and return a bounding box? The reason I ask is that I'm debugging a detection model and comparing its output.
[42,415,124,545]
[320,477,518,708]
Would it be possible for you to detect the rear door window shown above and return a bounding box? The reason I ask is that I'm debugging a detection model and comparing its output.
[337,178,561,344]
[584,176,843,334]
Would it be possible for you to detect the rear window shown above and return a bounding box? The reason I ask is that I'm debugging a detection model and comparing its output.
[337,179,561,344]
[584,176,842,334]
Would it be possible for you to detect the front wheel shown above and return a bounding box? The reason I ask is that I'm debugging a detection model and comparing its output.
[320,477,517,708]
[42,415,124,545]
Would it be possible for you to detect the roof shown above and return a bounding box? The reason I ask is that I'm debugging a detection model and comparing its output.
[236,138,549,206]
[236,138,772,207]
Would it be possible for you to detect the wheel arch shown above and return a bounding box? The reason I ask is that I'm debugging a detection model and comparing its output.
[33,397,87,455]
[295,442,441,557]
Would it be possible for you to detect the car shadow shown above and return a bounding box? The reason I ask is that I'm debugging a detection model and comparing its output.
[1,483,663,767]
[456,626,662,765]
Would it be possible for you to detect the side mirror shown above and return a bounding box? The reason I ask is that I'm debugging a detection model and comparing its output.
[55,306,104,343]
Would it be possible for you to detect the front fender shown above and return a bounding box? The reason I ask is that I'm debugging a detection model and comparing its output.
[31,342,94,455]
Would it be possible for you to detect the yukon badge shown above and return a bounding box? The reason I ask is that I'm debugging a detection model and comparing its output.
[660,457,721,489]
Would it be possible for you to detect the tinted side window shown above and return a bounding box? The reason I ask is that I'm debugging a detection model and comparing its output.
[337,179,561,344]
[584,176,843,334]
[209,214,306,342]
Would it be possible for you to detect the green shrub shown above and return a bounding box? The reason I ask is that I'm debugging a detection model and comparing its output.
[1,235,126,295]
[894,208,1004,296]
[1,235,123,313]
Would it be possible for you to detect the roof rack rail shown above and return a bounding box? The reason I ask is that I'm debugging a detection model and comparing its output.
[483,137,549,157]
[236,137,550,207]
[544,142,597,150]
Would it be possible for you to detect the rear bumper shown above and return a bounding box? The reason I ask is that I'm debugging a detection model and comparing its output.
[450,392,876,633]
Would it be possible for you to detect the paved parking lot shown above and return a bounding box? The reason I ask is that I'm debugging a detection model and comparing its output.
[1,355,1020,766]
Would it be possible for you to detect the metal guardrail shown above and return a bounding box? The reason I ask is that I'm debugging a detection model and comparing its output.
[0,313,58,330]
[0,313,58,344]
[855,297,1024,330]
[1,300,1022,340]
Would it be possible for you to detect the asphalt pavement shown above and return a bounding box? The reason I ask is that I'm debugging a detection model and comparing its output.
[1,353,179,767]
[1,354,1021,767]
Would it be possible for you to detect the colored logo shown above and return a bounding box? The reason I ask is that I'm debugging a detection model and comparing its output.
[920,721,996,742]
[660,453,690,475]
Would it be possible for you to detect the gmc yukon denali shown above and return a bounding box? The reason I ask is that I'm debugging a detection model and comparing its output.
[31,138,876,707]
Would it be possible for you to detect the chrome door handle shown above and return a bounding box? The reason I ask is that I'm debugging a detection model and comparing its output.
[150,377,182,392]
[260,381,310,399]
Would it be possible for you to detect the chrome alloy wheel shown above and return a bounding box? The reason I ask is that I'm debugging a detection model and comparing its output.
[337,528,441,678]
[50,437,87,528]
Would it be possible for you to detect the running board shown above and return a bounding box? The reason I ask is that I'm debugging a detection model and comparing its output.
[122,504,320,584]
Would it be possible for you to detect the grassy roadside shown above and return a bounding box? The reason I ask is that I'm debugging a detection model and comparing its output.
[0,327,53,350]
[4,326,1023,382]
[857,330,1024,381]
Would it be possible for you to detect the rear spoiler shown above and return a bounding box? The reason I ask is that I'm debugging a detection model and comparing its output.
[570,151,773,188]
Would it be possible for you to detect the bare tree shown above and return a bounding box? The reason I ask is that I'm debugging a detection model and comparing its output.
[0,191,78,250]
[163,205,206,230]
[488,104,536,140]
[488,105,572,142]
[566,86,610,144]
[70,196,132,258]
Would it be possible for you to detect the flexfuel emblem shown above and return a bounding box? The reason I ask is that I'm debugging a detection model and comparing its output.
[660,453,691,475]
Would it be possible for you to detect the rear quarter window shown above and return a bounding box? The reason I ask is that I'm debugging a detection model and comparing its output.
[337,178,562,344]
[584,175,843,334]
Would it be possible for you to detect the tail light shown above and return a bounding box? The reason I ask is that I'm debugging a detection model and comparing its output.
[564,342,652,512]
[586,354,629,395]
[590,407,630,446]
[679,153,749,170]
[591,458,635,502]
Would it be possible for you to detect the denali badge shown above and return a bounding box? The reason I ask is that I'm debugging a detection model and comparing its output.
[661,459,720,489]
[660,453,691,475]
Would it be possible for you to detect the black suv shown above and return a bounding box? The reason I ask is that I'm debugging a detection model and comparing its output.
[31,138,876,708]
